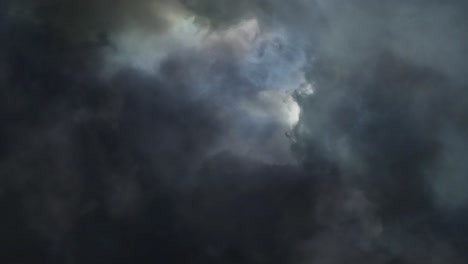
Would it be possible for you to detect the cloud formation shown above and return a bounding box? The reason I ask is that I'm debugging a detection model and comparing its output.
[1,0,468,263]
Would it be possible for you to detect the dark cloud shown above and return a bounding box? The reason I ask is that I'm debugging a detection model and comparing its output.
[290,0,468,262]
[1,0,468,263]
[0,4,312,263]
[4,0,174,43]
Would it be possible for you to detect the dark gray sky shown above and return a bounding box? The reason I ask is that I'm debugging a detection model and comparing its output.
[1,0,468,263]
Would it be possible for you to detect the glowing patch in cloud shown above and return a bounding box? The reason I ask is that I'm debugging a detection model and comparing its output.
[106,13,312,163]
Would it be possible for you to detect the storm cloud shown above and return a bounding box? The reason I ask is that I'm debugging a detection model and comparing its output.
[1,0,468,263]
